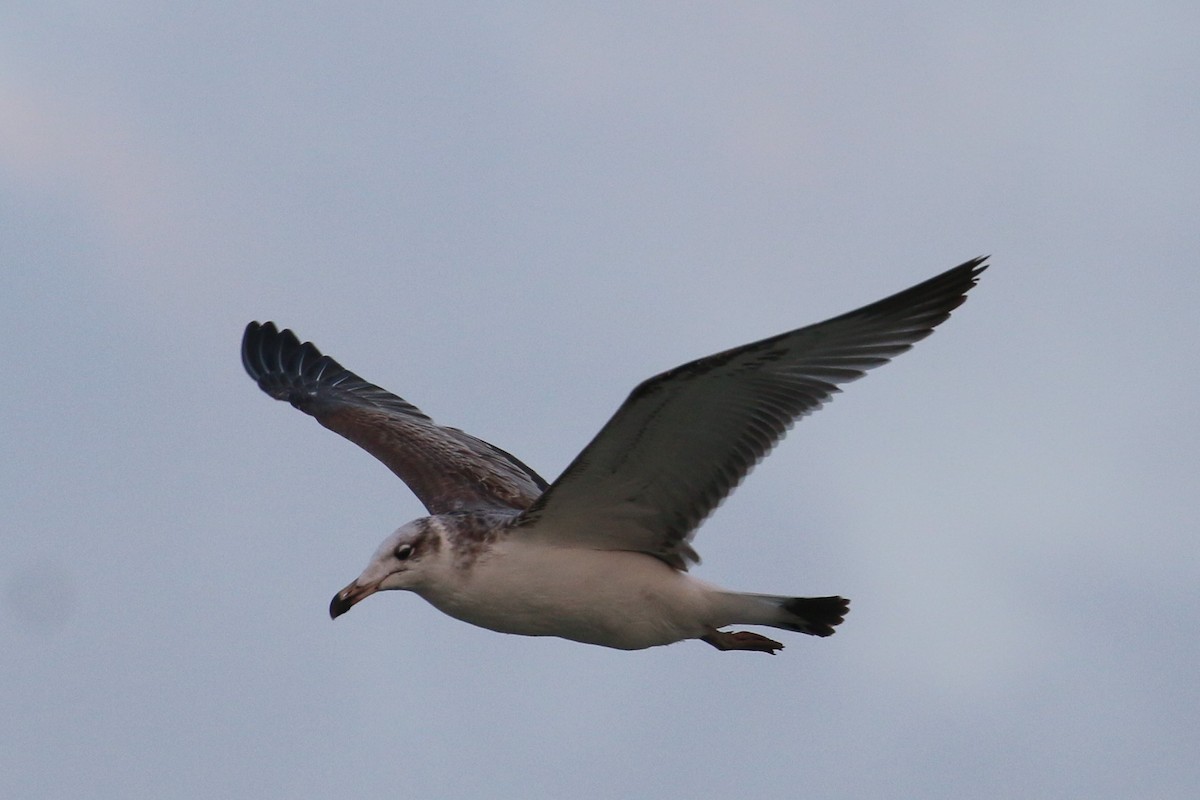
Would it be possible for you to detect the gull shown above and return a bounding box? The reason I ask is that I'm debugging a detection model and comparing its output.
[242,257,985,654]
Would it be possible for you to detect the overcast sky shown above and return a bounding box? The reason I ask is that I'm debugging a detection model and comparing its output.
[3,4,1198,799]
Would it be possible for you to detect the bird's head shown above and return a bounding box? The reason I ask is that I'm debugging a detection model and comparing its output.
[329,519,439,619]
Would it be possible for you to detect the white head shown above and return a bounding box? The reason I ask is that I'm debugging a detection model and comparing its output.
[329,518,441,619]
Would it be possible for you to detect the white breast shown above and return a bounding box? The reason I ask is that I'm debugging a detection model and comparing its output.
[413,538,720,650]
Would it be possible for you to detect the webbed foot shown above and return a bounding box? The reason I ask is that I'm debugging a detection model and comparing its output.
[701,629,784,654]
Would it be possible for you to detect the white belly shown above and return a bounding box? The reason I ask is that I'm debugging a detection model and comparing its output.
[414,540,720,650]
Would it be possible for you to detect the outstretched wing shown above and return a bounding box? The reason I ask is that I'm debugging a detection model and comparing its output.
[242,322,548,514]
[516,257,987,569]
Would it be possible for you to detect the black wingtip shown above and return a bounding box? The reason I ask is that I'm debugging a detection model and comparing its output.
[241,321,332,396]
[963,254,989,278]
[844,255,990,336]
[241,321,286,383]
[950,255,990,291]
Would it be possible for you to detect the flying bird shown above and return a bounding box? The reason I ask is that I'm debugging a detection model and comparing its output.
[242,257,986,654]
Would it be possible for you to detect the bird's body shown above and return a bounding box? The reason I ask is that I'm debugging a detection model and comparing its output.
[397,514,796,650]
[418,519,712,649]
[242,258,986,654]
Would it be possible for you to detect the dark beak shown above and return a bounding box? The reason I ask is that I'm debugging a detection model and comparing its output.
[329,580,377,620]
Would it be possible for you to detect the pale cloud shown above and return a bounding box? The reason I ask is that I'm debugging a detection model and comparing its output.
[0,77,172,245]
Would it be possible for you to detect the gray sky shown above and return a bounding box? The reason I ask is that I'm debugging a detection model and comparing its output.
[3,4,1198,798]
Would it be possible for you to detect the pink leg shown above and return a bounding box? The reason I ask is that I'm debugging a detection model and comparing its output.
[701,629,784,654]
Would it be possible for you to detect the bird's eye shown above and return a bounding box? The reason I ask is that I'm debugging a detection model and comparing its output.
[395,544,414,561]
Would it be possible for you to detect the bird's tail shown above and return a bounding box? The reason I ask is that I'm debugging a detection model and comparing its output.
[719,592,850,637]
[775,595,850,637]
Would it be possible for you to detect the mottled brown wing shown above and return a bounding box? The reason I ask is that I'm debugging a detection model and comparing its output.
[242,322,548,514]
[516,258,987,569]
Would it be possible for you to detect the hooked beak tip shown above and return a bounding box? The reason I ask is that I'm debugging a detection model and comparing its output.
[329,581,373,620]
[329,592,352,620]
